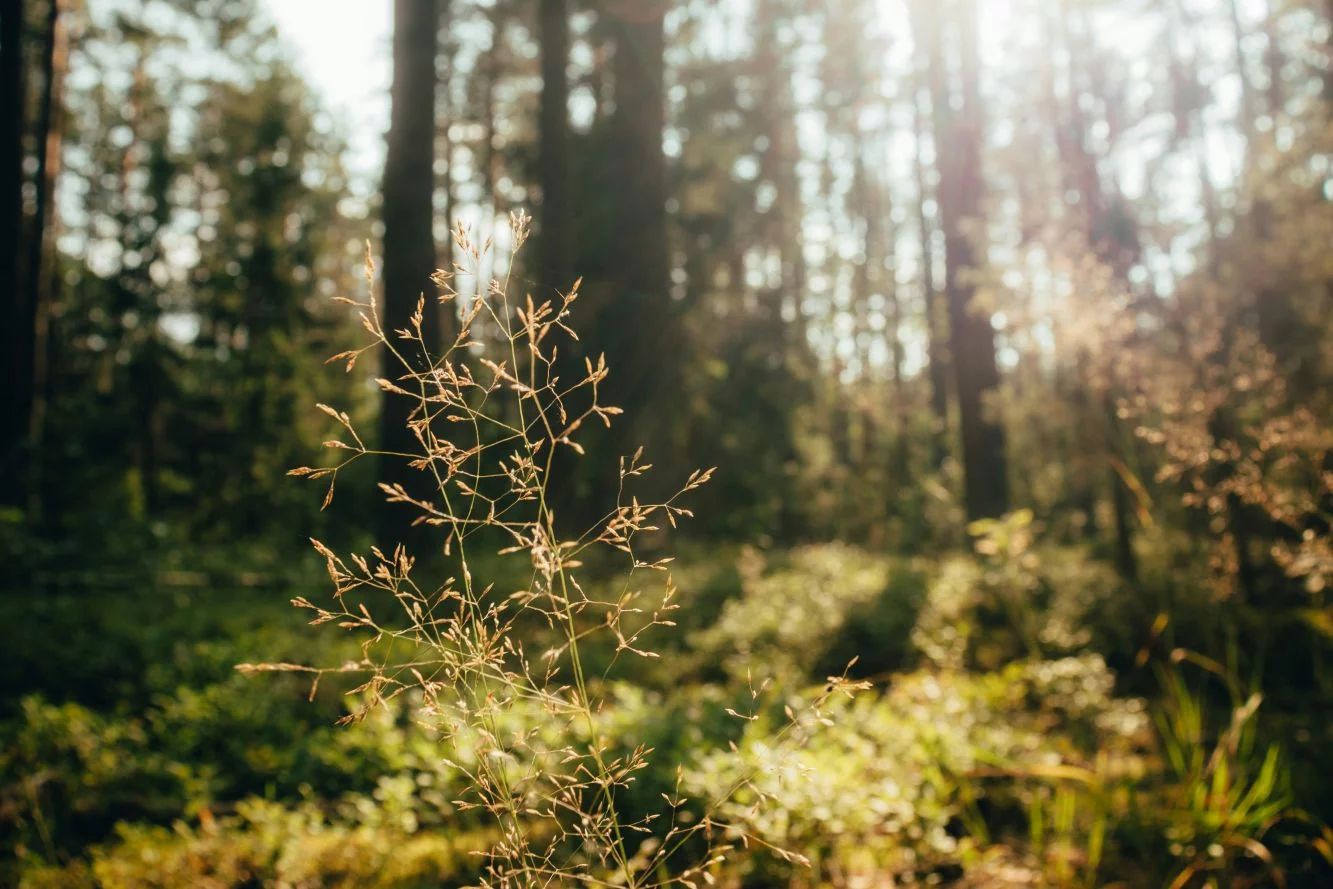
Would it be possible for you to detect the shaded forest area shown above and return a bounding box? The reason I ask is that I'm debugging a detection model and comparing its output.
[6,0,1333,886]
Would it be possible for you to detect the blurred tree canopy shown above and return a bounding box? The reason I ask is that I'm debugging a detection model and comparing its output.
[1,0,1330,597]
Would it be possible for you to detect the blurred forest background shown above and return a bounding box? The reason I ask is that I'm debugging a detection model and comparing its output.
[6,0,1333,885]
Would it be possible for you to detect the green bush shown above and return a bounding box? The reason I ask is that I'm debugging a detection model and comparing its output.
[694,544,922,683]
[683,658,1147,885]
[17,798,496,889]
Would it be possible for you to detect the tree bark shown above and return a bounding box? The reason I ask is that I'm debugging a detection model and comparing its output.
[919,0,1009,521]
[1,0,27,506]
[380,0,443,547]
[602,0,671,445]
[538,0,571,296]
[437,6,457,277]
[26,0,68,523]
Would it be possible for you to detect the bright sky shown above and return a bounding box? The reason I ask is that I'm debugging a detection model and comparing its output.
[265,0,392,189]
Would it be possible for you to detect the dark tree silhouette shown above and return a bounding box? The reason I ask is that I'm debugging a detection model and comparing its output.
[380,0,444,546]
[538,0,571,297]
[2,0,28,506]
[918,0,1009,521]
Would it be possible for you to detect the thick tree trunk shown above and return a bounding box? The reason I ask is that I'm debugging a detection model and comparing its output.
[25,2,58,315]
[603,0,671,445]
[1,0,27,506]
[538,0,571,296]
[26,0,68,523]
[380,0,443,547]
[920,0,1009,521]
[546,0,670,528]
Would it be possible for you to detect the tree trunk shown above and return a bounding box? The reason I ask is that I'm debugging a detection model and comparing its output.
[912,71,949,470]
[538,0,571,297]
[26,0,68,523]
[545,0,670,527]
[477,2,504,295]
[1,0,27,507]
[756,0,804,340]
[603,0,671,448]
[380,0,443,547]
[885,201,909,489]
[920,0,1009,521]
[438,7,457,280]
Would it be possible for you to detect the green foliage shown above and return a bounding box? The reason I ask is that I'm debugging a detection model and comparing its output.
[20,0,364,553]
[1003,660,1331,889]
[695,544,924,683]
[911,514,1135,674]
[684,657,1147,885]
[8,539,1333,888]
[16,798,494,889]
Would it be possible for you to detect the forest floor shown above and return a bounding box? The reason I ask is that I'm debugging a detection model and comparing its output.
[5,538,1333,888]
